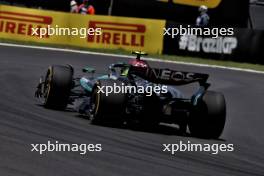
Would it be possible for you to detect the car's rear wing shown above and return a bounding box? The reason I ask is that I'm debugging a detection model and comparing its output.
[129,66,209,86]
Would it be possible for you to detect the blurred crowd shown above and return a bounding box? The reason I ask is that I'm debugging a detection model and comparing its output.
[0,0,106,14]
[1,0,255,28]
[70,0,95,15]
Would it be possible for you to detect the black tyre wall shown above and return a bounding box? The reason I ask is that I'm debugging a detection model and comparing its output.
[188,91,226,139]
[91,79,126,123]
[44,65,73,109]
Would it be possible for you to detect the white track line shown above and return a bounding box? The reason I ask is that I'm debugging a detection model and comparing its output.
[1,42,264,74]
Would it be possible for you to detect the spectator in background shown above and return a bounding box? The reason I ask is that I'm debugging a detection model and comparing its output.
[78,0,95,15]
[70,0,78,13]
[196,5,210,27]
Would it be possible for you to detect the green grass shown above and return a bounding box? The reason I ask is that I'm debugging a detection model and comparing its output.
[1,38,264,72]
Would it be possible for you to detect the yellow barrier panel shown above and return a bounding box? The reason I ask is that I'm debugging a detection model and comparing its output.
[157,0,222,8]
[0,5,165,54]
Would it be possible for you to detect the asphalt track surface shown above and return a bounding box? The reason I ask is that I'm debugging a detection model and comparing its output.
[0,45,264,176]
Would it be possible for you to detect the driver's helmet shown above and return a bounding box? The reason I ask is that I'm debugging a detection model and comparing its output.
[120,67,129,76]
[121,59,149,76]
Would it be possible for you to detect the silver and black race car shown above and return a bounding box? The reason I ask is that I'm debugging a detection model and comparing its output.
[35,51,226,139]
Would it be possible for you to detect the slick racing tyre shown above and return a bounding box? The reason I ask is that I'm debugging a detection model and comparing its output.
[136,94,161,129]
[188,91,226,139]
[90,79,126,124]
[43,65,73,109]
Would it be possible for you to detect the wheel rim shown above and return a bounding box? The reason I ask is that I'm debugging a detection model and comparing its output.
[43,67,52,104]
[90,85,100,117]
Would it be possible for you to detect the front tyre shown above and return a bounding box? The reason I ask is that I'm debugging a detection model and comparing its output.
[90,79,126,124]
[43,65,73,109]
[188,91,226,139]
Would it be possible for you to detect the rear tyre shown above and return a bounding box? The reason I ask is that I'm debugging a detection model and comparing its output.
[43,65,73,109]
[188,91,226,139]
[137,94,161,129]
[90,79,126,125]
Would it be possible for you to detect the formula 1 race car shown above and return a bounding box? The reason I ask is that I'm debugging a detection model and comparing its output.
[35,51,226,139]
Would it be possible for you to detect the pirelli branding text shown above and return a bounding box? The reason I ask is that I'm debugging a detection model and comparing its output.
[0,11,52,38]
[0,5,164,53]
[88,21,146,47]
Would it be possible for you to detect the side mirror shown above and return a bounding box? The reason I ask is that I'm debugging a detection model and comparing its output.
[82,67,95,73]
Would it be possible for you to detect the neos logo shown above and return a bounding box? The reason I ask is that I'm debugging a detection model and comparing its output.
[179,35,238,54]
[150,69,194,81]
